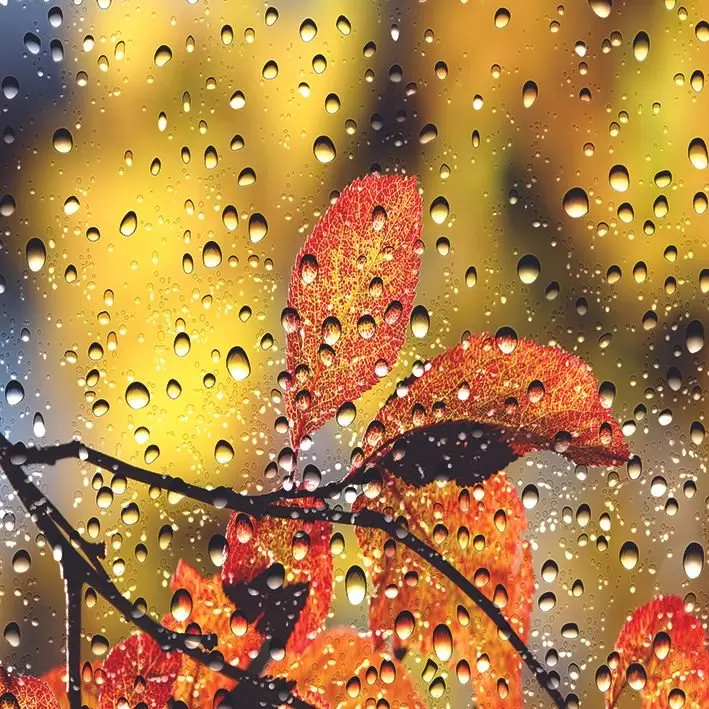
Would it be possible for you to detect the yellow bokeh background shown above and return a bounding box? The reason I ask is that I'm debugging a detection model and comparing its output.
[0,0,708,706]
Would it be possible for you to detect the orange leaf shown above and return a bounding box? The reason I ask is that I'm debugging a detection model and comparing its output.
[41,665,100,709]
[355,333,629,483]
[162,560,264,707]
[605,596,709,708]
[269,628,426,709]
[221,498,333,655]
[285,173,422,446]
[0,667,61,708]
[98,632,180,709]
[354,472,533,708]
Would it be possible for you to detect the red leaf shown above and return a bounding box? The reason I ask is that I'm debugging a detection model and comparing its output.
[285,173,422,446]
[162,561,263,707]
[269,628,426,708]
[221,497,332,654]
[41,665,100,709]
[354,472,534,708]
[355,333,629,475]
[605,596,709,708]
[98,633,180,709]
[0,667,61,708]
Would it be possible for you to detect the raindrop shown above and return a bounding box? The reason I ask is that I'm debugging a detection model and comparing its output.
[410,305,430,338]
[52,128,73,153]
[563,187,589,217]
[517,254,540,284]
[688,138,708,169]
[313,136,336,163]
[686,320,704,353]
[632,31,650,61]
[227,346,251,381]
[4,381,24,406]
[154,44,172,67]
[125,381,150,409]
[683,542,704,579]
[248,213,268,243]
[26,238,46,272]
[119,211,137,237]
[345,565,367,605]
[619,541,639,570]
[522,80,538,107]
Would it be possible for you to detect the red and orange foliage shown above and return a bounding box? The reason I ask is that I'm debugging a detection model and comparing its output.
[41,664,100,708]
[605,596,709,708]
[355,332,629,474]
[285,173,423,447]
[98,633,180,709]
[0,667,61,709]
[354,472,533,708]
[222,497,333,654]
[162,560,263,706]
[270,628,425,709]
[18,173,632,709]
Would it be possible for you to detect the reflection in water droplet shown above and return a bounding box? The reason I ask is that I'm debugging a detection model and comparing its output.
[5,381,24,406]
[632,31,650,61]
[215,439,234,464]
[52,127,73,153]
[619,540,639,570]
[313,136,336,163]
[154,44,172,67]
[26,237,46,272]
[119,211,137,236]
[563,187,589,217]
[683,542,704,579]
[248,213,268,243]
[227,346,251,381]
[125,381,150,409]
[522,80,538,107]
[409,305,430,338]
[588,0,612,18]
[517,254,540,284]
[689,138,708,169]
[345,565,367,604]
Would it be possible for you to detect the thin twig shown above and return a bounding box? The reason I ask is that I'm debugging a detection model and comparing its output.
[0,434,312,709]
[19,438,566,707]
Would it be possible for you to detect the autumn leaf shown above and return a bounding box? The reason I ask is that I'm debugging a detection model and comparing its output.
[353,471,534,708]
[98,632,180,709]
[285,173,423,447]
[162,560,264,707]
[354,333,629,485]
[41,664,100,709]
[269,628,426,709]
[0,667,61,709]
[604,596,709,708]
[221,497,333,656]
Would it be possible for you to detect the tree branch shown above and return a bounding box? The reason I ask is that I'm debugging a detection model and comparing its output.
[15,437,566,707]
[0,434,312,709]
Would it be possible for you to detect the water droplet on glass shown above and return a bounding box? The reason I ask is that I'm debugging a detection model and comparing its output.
[227,346,251,381]
[345,565,367,605]
[52,128,73,153]
[26,237,46,272]
[125,381,150,409]
[563,187,589,217]
[683,542,704,579]
[313,136,336,163]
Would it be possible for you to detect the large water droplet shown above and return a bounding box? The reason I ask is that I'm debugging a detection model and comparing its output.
[563,187,589,217]
[345,565,367,605]
[227,346,251,381]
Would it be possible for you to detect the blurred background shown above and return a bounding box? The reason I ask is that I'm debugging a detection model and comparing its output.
[0,0,707,705]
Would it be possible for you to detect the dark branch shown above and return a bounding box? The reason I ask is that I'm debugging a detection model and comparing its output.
[15,437,566,707]
[0,434,310,709]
